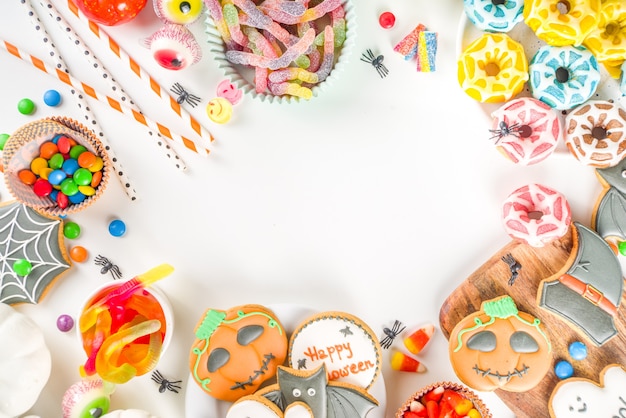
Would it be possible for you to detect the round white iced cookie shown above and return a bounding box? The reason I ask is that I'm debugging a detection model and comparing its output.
[288,311,382,390]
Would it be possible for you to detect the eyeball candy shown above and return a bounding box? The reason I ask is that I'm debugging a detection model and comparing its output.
[143,23,202,70]
[153,0,203,24]
[206,97,233,124]
[62,379,114,418]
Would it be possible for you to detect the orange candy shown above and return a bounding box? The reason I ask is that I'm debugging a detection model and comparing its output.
[404,324,435,355]
[390,350,427,372]
[39,141,59,159]
[91,170,103,188]
[78,151,97,168]
[70,246,88,262]
[18,169,37,185]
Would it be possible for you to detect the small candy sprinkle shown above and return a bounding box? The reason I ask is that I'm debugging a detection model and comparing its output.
[43,89,62,107]
[618,241,626,256]
[0,133,9,150]
[568,341,587,361]
[69,245,88,262]
[555,360,574,379]
[13,259,32,276]
[17,98,36,115]
[56,314,74,332]
[63,221,81,239]
[379,11,396,29]
[108,219,126,237]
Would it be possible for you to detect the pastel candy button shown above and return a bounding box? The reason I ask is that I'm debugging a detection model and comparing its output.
[206,97,233,124]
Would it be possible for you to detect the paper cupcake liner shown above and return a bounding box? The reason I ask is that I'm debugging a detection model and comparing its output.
[205,0,357,104]
[395,381,492,418]
[3,116,112,217]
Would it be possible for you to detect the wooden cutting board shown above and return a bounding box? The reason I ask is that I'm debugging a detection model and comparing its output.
[439,225,626,418]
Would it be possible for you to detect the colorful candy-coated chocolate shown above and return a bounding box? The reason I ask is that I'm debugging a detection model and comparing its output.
[49,153,65,170]
[57,136,72,154]
[48,169,67,186]
[73,168,93,186]
[18,169,37,185]
[62,159,80,176]
[555,359,574,379]
[390,350,427,372]
[70,246,88,263]
[379,11,395,29]
[69,145,88,160]
[0,133,9,150]
[108,219,126,237]
[206,97,233,124]
[57,314,75,332]
[57,191,70,209]
[403,324,435,354]
[43,89,62,107]
[568,341,587,360]
[39,141,59,159]
[33,178,53,197]
[69,191,87,204]
[60,178,79,196]
[64,222,81,239]
[78,151,97,169]
[17,98,36,115]
[13,258,33,276]
[79,185,97,196]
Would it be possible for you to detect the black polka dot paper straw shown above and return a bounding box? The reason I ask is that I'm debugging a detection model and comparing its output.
[19,0,139,201]
[37,0,188,173]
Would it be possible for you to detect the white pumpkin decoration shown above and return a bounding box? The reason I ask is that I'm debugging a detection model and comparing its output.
[0,303,51,418]
[101,410,158,418]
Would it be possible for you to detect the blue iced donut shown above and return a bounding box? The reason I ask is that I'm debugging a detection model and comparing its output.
[464,0,524,32]
[529,44,601,110]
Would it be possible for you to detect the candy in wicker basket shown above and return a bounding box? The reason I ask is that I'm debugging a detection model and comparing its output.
[2,116,112,217]
[395,381,492,418]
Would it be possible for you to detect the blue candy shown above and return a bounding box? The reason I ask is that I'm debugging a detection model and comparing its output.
[108,219,126,237]
[47,169,67,186]
[43,89,62,107]
[568,341,587,361]
[555,360,574,379]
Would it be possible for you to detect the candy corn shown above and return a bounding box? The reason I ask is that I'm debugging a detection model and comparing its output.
[403,324,435,354]
[390,350,427,372]
[401,386,482,418]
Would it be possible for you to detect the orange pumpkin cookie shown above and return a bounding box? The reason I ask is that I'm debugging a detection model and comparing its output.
[448,295,552,392]
[188,304,288,402]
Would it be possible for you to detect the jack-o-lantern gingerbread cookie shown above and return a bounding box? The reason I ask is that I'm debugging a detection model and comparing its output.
[549,364,626,418]
[189,304,288,402]
[448,295,552,392]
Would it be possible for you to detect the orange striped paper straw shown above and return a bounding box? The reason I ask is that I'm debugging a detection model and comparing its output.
[0,40,210,157]
[66,0,215,144]
[36,0,188,172]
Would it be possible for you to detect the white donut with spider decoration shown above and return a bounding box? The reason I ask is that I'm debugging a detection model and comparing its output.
[502,183,572,247]
[490,97,562,165]
[565,100,626,168]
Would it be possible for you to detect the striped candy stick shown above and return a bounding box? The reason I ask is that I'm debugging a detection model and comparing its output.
[66,0,215,144]
[36,0,188,172]
[0,40,211,157]
[20,0,138,201]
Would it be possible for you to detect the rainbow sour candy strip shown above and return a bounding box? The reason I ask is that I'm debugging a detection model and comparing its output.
[393,23,426,60]
[416,31,438,72]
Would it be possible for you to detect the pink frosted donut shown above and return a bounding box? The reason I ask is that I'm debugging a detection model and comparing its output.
[502,183,571,247]
[490,97,562,165]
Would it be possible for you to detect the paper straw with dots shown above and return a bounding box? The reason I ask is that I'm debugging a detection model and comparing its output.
[19,0,138,201]
[65,0,216,144]
[35,0,188,173]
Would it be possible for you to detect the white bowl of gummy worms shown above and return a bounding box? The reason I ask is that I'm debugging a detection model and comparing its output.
[204,0,356,104]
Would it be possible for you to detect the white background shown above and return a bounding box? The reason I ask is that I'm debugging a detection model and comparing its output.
[0,0,609,417]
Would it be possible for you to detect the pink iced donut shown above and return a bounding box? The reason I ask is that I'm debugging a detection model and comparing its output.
[502,183,572,247]
[490,97,562,165]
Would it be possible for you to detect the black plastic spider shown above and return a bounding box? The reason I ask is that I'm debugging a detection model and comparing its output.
[489,121,521,143]
[151,370,182,393]
[501,252,522,286]
[360,49,389,78]
[380,320,406,349]
[170,82,201,107]
[94,255,122,280]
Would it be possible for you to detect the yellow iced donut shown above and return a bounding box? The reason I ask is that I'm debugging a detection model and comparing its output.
[583,0,626,78]
[458,33,529,103]
[524,0,601,47]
